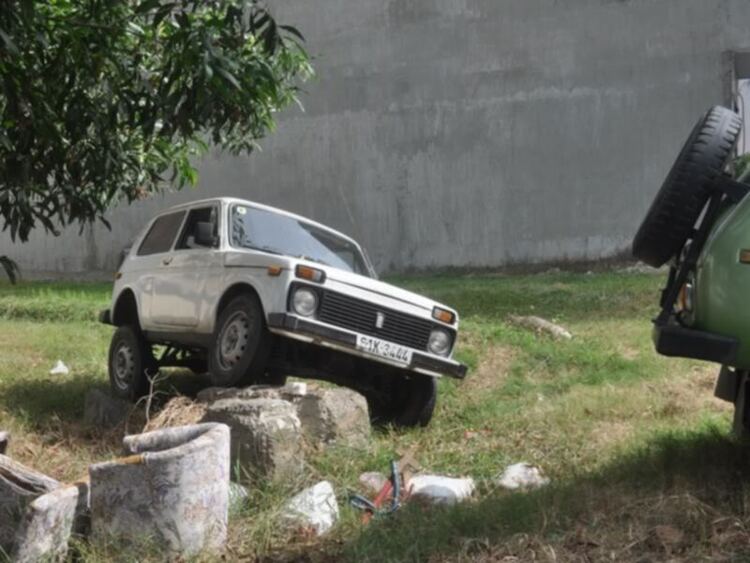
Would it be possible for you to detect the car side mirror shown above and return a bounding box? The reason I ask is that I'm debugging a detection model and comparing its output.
[194,221,218,248]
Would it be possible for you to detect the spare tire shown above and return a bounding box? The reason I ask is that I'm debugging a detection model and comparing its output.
[632,106,742,267]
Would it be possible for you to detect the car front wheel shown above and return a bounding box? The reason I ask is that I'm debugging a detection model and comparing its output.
[108,325,154,401]
[209,294,271,387]
[366,370,438,428]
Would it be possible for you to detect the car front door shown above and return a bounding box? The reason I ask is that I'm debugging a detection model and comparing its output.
[149,205,223,329]
[133,210,188,331]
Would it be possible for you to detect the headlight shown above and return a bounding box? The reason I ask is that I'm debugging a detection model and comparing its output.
[292,287,319,317]
[428,329,452,357]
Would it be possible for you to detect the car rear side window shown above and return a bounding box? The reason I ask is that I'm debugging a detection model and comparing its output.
[137,211,186,256]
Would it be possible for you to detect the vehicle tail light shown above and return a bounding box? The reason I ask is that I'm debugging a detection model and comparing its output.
[296,265,326,283]
[432,307,456,325]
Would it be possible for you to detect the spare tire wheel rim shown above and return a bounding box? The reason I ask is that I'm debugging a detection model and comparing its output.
[218,311,250,370]
[113,342,135,391]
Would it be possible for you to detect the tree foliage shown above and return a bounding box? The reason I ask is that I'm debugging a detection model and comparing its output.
[0,0,311,244]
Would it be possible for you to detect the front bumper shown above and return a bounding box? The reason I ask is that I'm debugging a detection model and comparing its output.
[267,313,467,379]
[653,317,738,365]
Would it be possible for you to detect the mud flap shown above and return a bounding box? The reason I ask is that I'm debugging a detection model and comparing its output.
[715,365,740,403]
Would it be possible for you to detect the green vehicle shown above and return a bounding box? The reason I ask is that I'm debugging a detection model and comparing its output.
[633,105,750,435]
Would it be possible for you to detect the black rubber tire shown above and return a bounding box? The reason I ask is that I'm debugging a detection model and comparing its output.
[108,325,154,401]
[208,293,271,387]
[367,372,438,428]
[632,106,742,267]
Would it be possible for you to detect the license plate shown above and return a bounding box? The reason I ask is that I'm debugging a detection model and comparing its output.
[356,335,413,364]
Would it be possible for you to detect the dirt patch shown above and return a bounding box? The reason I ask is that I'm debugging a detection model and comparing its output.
[464,345,515,394]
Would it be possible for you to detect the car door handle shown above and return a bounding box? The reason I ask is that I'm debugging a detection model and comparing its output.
[162,257,173,266]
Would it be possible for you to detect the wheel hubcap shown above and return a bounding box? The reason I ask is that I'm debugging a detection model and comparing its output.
[113,343,135,391]
[217,312,250,370]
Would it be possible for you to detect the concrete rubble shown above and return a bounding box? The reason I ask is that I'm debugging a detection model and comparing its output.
[282,481,339,536]
[508,315,573,340]
[202,397,304,481]
[12,486,79,563]
[295,387,370,448]
[0,454,78,562]
[409,475,476,505]
[89,422,230,557]
[198,383,371,449]
[495,462,550,491]
[83,389,133,429]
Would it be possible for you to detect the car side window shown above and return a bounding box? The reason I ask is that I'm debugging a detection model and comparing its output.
[176,206,219,250]
[137,211,186,256]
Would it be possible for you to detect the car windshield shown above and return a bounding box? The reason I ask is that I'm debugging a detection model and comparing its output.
[229,204,372,276]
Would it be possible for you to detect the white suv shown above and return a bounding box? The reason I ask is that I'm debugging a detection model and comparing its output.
[100,197,466,426]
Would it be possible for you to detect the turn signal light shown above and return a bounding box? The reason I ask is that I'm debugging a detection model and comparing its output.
[267,265,283,276]
[295,265,326,283]
[432,307,456,325]
[740,249,750,264]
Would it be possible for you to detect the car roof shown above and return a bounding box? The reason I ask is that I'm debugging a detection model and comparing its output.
[159,197,361,247]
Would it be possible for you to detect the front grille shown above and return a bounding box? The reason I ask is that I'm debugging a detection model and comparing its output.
[317,290,435,351]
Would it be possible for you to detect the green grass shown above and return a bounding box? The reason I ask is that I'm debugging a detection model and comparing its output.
[2,271,749,562]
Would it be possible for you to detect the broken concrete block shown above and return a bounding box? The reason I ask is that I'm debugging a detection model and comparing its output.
[0,454,78,562]
[0,454,61,553]
[83,389,132,429]
[197,383,303,404]
[295,388,370,448]
[199,384,370,449]
[0,431,8,455]
[202,398,303,481]
[409,475,476,505]
[495,462,550,491]
[282,481,339,536]
[89,423,230,557]
[12,485,79,563]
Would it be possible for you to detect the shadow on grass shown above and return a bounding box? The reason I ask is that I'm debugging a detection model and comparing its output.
[0,369,209,430]
[344,425,750,562]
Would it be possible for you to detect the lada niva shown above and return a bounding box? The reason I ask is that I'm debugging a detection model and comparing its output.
[100,198,467,426]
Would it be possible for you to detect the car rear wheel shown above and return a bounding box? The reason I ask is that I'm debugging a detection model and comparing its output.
[108,325,155,401]
[632,106,742,267]
[209,294,271,387]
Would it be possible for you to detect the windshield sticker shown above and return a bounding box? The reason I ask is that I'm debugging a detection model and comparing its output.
[237,206,247,215]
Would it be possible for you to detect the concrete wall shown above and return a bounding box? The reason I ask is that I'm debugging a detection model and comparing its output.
[4,0,750,277]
